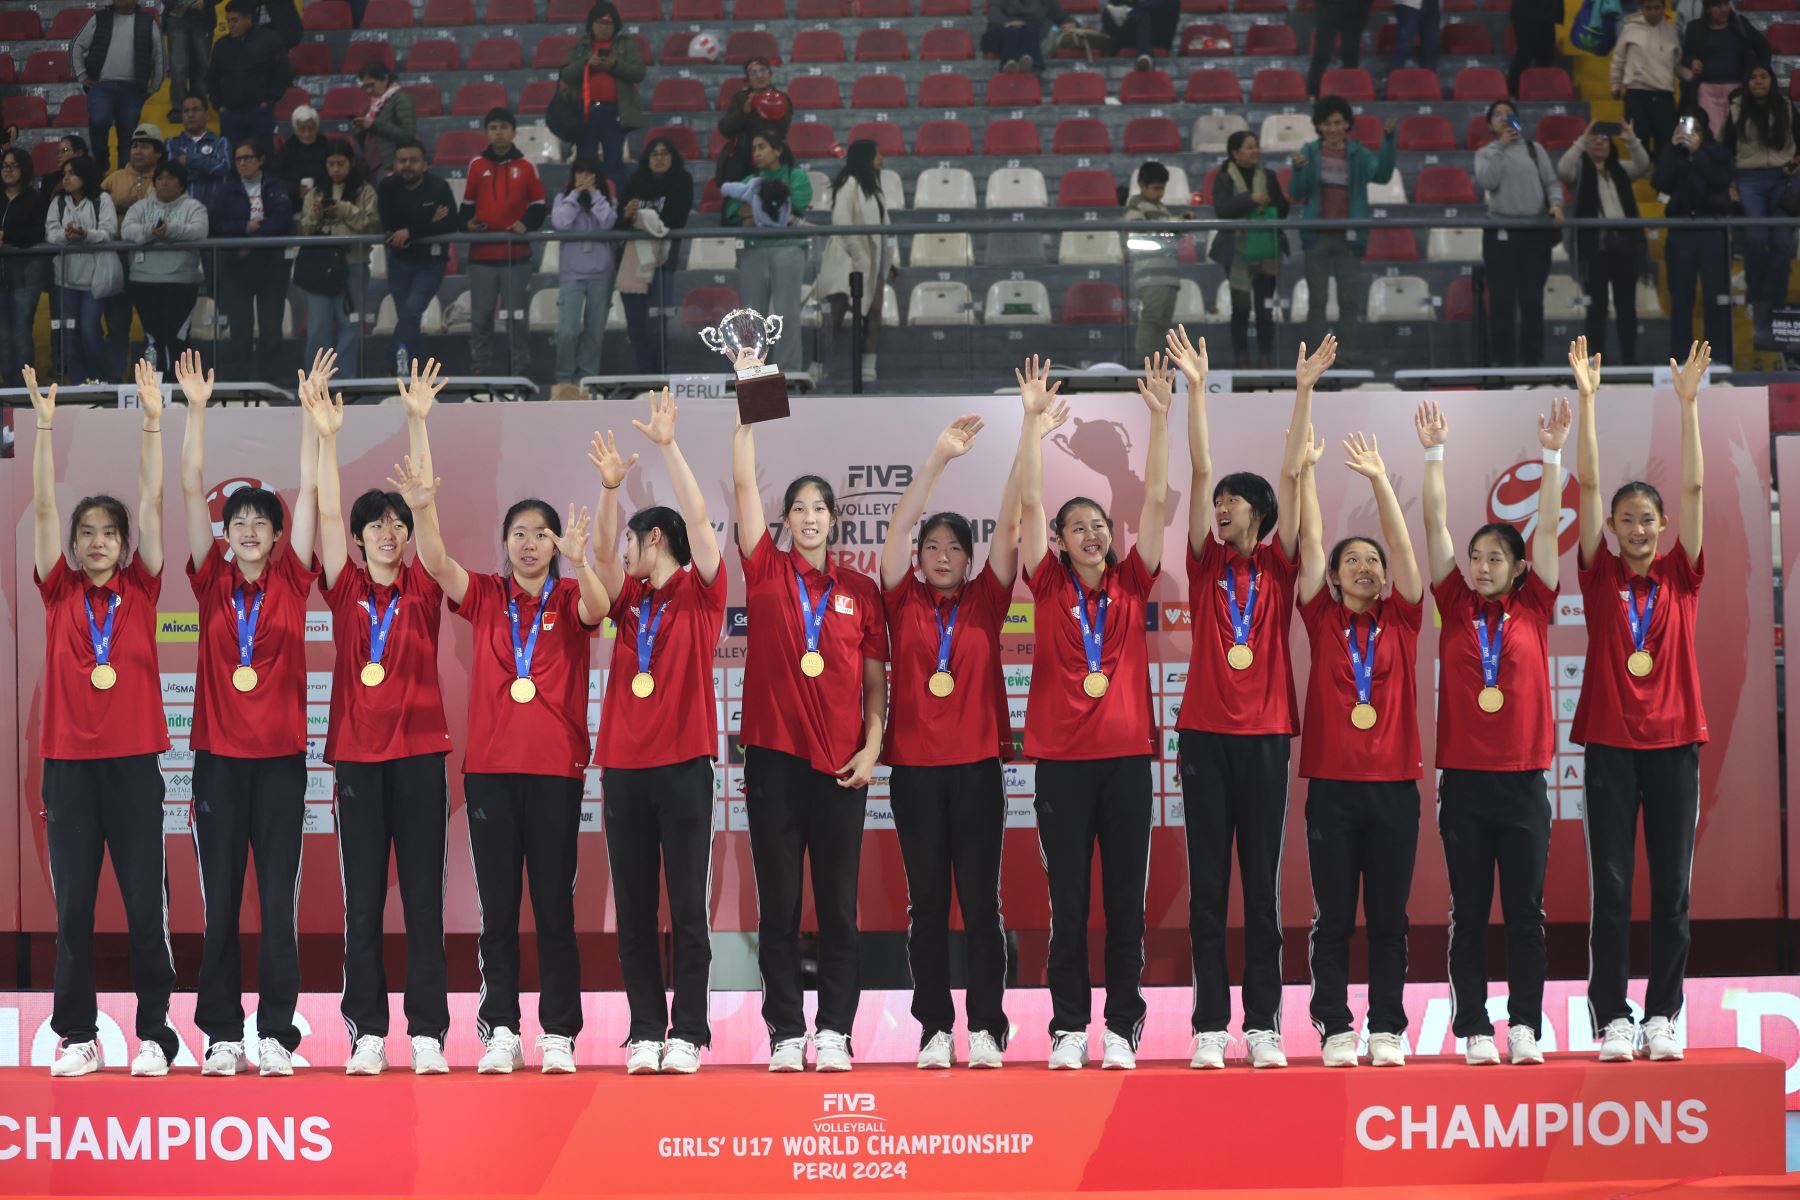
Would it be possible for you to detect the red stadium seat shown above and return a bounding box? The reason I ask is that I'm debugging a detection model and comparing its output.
[516,80,554,115]
[671,0,722,18]
[680,287,742,332]
[919,73,974,107]
[726,31,782,65]
[662,32,705,65]
[533,35,578,68]
[1534,114,1587,150]
[1062,281,1127,323]
[1058,169,1118,207]
[852,74,908,108]
[1352,114,1385,150]
[302,0,354,29]
[48,8,92,38]
[990,72,1045,106]
[0,54,14,85]
[858,0,909,13]
[1183,0,1229,11]
[1235,0,1286,10]
[1123,117,1181,153]
[424,0,476,22]
[1385,67,1442,101]
[33,140,63,176]
[791,30,846,62]
[786,121,838,158]
[643,125,701,161]
[1049,72,1104,105]
[21,52,73,84]
[433,129,489,166]
[1052,117,1110,154]
[848,120,905,156]
[0,9,42,39]
[916,119,974,156]
[1119,70,1176,103]
[2,97,47,131]
[1441,22,1493,53]
[854,29,909,62]
[790,75,844,109]
[1319,66,1375,100]
[451,82,509,116]
[1250,68,1307,102]
[1467,114,1494,149]
[617,0,661,14]
[1397,114,1456,150]
[486,0,539,21]
[55,94,88,127]
[275,87,311,120]
[920,28,975,60]
[796,0,849,14]
[1517,67,1574,100]
[467,39,522,70]
[1444,276,1480,321]
[1185,68,1242,102]
[733,0,787,16]
[1768,24,1800,55]
[1180,23,1233,54]
[320,86,370,121]
[983,118,1041,155]
[1244,25,1298,54]
[1414,165,1478,204]
[1452,66,1508,101]
[1365,228,1419,261]
[362,0,414,26]
[342,41,396,76]
[546,0,591,19]
[920,0,971,13]
[288,43,333,76]
[651,77,710,112]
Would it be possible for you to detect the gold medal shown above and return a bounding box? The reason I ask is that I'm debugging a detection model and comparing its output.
[1083,670,1110,698]
[800,650,825,678]
[90,664,117,691]
[231,665,259,693]
[631,671,655,698]
[1350,702,1378,730]
[1227,643,1254,671]
[360,662,386,687]
[1627,650,1653,677]
[928,670,955,698]
[1477,685,1504,713]
[510,677,537,703]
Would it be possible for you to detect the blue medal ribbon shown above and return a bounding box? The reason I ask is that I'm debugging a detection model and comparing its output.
[507,583,545,681]
[1225,564,1258,648]
[637,593,669,674]
[1345,614,1379,705]
[1071,572,1108,675]
[232,586,264,669]
[794,569,834,655]
[367,588,401,667]
[1475,606,1504,689]
[84,591,120,666]
[933,597,959,674]
[1626,580,1659,655]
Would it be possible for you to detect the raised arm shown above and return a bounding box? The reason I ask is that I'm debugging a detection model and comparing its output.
[1284,336,1337,560]
[731,421,767,558]
[388,451,469,605]
[175,348,216,570]
[1134,354,1173,575]
[1672,339,1709,569]
[299,371,348,587]
[1015,355,1061,574]
[1414,399,1455,586]
[1165,325,1211,556]
[1343,433,1422,604]
[1570,336,1605,567]
[880,415,985,591]
[587,429,637,601]
[133,359,165,577]
[1532,397,1572,589]
[556,504,610,626]
[25,367,62,582]
[990,397,1069,590]
[397,357,445,465]
[288,353,332,572]
[1296,430,1327,603]
[633,389,722,585]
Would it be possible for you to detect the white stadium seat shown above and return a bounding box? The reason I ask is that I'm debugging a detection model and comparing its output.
[1258,114,1313,154]
[1367,275,1436,321]
[1058,230,1123,265]
[910,232,975,267]
[908,280,975,325]
[913,167,977,209]
[1191,114,1249,154]
[984,167,1048,209]
[983,279,1052,325]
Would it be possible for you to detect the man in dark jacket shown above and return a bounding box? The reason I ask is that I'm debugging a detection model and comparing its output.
[72,0,166,170]
[1653,110,1735,362]
[209,137,294,382]
[207,0,293,162]
[377,139,457,359]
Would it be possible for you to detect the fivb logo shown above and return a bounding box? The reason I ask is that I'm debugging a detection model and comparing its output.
[815,1093,887,1134]
[1487,461,1579,555]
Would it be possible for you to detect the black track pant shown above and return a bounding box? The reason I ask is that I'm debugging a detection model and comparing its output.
[1035,755,1154,1046]
[1179,730,1291,1035]
[1305,778,1420,1038]
[45,754,178,1058]
[192,750,307,1052]
[1583,742,1700,1026]
[335,753,450,1043]
[1437,768,1551,1038]
[744,746,867,1046]
[604,756,716,1047]
[465,772,584,1041]
[889,758,1009,1048]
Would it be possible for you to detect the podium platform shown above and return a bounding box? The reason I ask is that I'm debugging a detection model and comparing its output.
[0,1050,1784,1195]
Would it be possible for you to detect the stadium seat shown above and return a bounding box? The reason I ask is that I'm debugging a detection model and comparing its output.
[341,41,394,76]
[726,31,781,65]
[525,288,561,334]
[512,124,557,160]
[1290,277,1340,324]
[792,30,847,62]
[1452,66,1508,101]
[680,288,743,332]
[1368,276,1435,321]
[433,129,490,166]
[1397,115,1457,151]
[1236,0,1287,11]
[31,140,62,176]
[54,94,87,127]
[651,77,710,113]
[516,80,553,115]
[1119,71,1176,104]
[984,280,1052,324]
[1768,24,1800,54]
[787,121,838,158]
[1635,277,1668,317]
[1180,23,1233,54]
[467,38,523,70]
[320,86,370,121]
[796,0,849,13]
[920,0,972,12]
[404,40,459,72]
[983,118,1042,155]
[1426,227,1482,261]
[987,72,1043,106]
[921,28,975,60]
[1058,231,1124,265]
[853,74,908,109]
[532,34,578,68]
[486,0,539,21]
[671,0,722,17]
[48,8,92,38]
[1365,228,1420,261]
[804,170,833,210]
[1258,113,1314,153]
[916,120,974,156]
[1062,282,1127,323]
[1124,117,1182,154]
[1543,274,1586,318]
[0,9,42,39]
[915,167,978,208]
[909,281,975,325]
[276,87,311,120]
[373,295,445,336]
[21,52,72,83]
[1414,165,1478,204]
[848,120,905,156]
[733,0,787,16]
[1128,163,1190,200]
[0,54,12,85]
[452,83,509,116]
[985,167,1049,207]
[1192,113,1249,153]
[911,232,976,267]
[644,125,701,161]
[1467,115,1495,150]
[1518,67,1575,100]
[1053,118,1111,155]
[289,43,333,76]
[1050,72,1106,105]
[362,0,414,25]
[1058,169,1118,207]
[920,73,975,108]
[1444,276,1479,321]
[859,0,910,14]
[545,0,591,19]
[2,97,47,131]
[423,0,476,22]
[1185,68,1242,102]
[1441,22,1494,53]
[1175,278,1209,324]
[1351,114,1386,151]
[303,0,354,29]
[854,29,910,62]
[1385,67,1442,101]
[789,75,844,109]
[1535,115,1587,150]
[686,237,740,270]
[1244,25,1298,54]
[1250,68,1307,102]
[1319,67,1375,100]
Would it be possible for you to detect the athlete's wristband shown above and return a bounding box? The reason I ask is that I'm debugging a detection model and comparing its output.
[1423,446,1445,462]
[1542,448,1562,465]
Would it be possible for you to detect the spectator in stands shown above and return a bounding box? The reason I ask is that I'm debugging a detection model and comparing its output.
[164,0,219,122]
[1680,0,1770,140]
[616,136,692,375]
[35,137,89,381]
[122,160,208,375]
[276,107,331,209]
[1287,96,1397,366]
[724,132,811,375]
[560,2,646,194]
[1724,64,1798,349]
[353,63,415,180]
[1308,0,1373,99]
[807,140,897,385]
[167,95,233,210]
[550,154,617,401]
[1611,0,1682,161]
[207,0,293,161]
[1654,108,1735,360]
[1210,133,1290,369]
[73,0,167,172]
[1560,120,1652,365]
[0,149,49,388]
[1385,0,1441,81]
[1123,161,1184,363]
[1475,98,1563,367]
[717,59,792,191]
[460,108,548,380]
[1100,0,1181,72]
[102,125,164,218]
[209,137,294,382]
[984,0,1078,73]
[377,139,458,361]
[297,140,380,370]
[44,156,119,385]
[256,0,303,48]
[1507,0,1561,99]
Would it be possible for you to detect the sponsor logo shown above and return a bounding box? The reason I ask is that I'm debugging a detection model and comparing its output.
[726,607,748,637]
[304,611,331,641]
[1160,602,1191,630]
[1002,604,1034,633]
[1486,461,1580,556]
[156,613,199,642]
[815,1093,887,1135]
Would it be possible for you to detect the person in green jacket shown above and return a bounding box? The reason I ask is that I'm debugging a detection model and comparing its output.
[723,131,811,375]
[559,2,644,194]
[1285,95,1397,366]
[354,62,415,181]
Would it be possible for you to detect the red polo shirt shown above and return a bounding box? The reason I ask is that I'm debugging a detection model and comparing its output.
[1297,588,1423,781]
[36,557,170,761]
[1572,541,1708,749]
[883,564,1013,768]
[188,544,317,759]
[1178,536,1300,737]
[739,533,888,778]
[594,562,729,770]
[1022,547,1159,762]
[452,573,599,779]
[1433,569,1556,772]
[319,558,453,764]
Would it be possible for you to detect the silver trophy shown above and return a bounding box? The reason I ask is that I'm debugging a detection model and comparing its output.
[699,307,789,422]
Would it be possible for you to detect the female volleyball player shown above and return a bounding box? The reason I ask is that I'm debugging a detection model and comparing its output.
[1417,394,1571,1066]
[1572,336,1711,1064]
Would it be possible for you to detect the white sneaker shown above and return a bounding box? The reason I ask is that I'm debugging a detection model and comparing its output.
[1189,1031,1230,1069]
[1245,1029,1288,1069]
[345,1034,387,1076]
[661,1038,701,1074]
[537,1033,576,1074]
[1368,1032,1406,1067]
[130,1041,169,1077]
[478,1027,524,1074]
[410,1036,449,1075]
[1643,1016,1683,1061]
[202,1041,246,1076]
[259,1042,294,1076]
[769,1036,808,1072]
[51,1040,101,1077]
[1507,1025,1545,1065]
[1101,1031,1136,1070]
[966,1030,1004,1069]
[1322,1032,1359,1067]
[1464,1033,1501,1066]
[1047,1030,1088,1070]
[916,1031,954,1069]
[626,1040,663,1075]
[814,1030,852,1072]
[1597,1018,1636,1062]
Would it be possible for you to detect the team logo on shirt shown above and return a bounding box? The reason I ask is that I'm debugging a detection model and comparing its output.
[1487,462,1580,555]
[541,610,558,631]
[833,594,856,616]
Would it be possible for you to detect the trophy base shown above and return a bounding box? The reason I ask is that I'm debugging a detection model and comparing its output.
[733,368,790,424]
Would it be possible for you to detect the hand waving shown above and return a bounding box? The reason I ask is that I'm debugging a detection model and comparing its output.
[629,387,678,446]
[588,430,639,488]
[1038,396,1072,439]
[935,414,985,460]
[1413,399,1447,449]
[174,347,213,409]
[22,365,56,429]
[556,503,593,563]
[1296,335,1338,391]
[387,453,439,510]
[1342,431,1386,479]
[133,358,164,421]
[1014,354,1061,416]
[1163,324,1208,386]
[298,372,345,437]
[1136,353,1175,415]
[1671,340,1711,406]
[1538,396,1573,450]
[397,357,445,421]
[1568,335,1601,396]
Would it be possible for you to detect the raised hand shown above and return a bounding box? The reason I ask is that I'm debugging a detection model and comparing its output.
[556,503,592,562]
[1342,431,1386,479]
[934,414,985,460]
[733,348,762,374]
[306,346,338,390]
[1568,335,1601,396]
[133,357,164,420]
[174,348,213,409]
[1039,396,1072,439]
[1538,396,1573,450]
[1296,335,1338,391]
[629,387,678,446]
[1414,399,1447,449]
[1301,425,1325,468]
[1164,324,1208,385]
[22,365,57,428]
[387,453,439,510]
[1014,354,1061,416]
[299,373,345,437]
[1137,353,1175,415]
[588,430,639,488]
[396,357,445,421]
[1671,340,1711,405]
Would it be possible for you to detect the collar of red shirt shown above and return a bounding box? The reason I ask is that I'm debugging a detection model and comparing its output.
[83,569,124,601]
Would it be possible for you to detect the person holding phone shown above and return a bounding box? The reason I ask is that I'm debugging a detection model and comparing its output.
[559,3,644,193]
[1653,109,1734,361]
[1559,120,1652,365]
[1475,98,1564,368]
